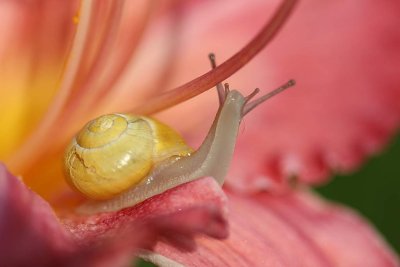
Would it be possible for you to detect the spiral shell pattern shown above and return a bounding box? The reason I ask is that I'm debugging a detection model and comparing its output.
[64,113,191,200]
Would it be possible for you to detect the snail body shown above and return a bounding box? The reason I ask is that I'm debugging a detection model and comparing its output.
[64,114,191,200]
[71,89,247,214]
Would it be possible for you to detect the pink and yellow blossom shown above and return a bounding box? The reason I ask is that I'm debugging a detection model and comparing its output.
[0,0,399,266]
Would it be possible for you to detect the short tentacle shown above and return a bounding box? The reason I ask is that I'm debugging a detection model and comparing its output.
[208,53,226,106]
[244,88,261,105]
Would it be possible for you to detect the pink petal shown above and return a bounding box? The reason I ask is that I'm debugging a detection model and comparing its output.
[0,1,78,160]
[151,189,399,266]
[62,176,228,251]
[8,0,153,173]
[230,0,400,189]
[155,0,400,191]
[0,163,74,266]
[0,163,228,266]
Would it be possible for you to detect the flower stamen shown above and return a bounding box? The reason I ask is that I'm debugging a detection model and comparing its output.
[133,0,298,115]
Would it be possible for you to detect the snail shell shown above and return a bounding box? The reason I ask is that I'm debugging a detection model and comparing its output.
[64,114,192,200]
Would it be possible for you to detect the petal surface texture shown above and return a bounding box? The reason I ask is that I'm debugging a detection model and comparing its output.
[152,190,399,267]
[0,1,77,158]
[0,164,229,266]
[62,176,228,250]
[0,164,74,266]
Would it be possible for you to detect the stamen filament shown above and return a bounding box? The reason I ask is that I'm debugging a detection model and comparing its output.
[133,0,298,115]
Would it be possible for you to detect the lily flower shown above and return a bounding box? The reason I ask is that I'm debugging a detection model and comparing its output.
[0,0,399,266]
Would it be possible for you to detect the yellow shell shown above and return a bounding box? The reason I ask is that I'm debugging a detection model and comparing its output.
[64,113,192,200]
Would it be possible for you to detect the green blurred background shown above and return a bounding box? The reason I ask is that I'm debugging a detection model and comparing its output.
[316,133,400,254]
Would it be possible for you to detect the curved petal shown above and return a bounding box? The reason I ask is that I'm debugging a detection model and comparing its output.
[7,0,152,170]
[0,1,78,159]
[229,0,400,190]
[0,163,228,266]
[60,177,228,265]
[150,189,399,266]
[8,1,190,203]
[0,163,74,266]
[155,0,400,192]
[62,177,228,250]
[9,0,154,202]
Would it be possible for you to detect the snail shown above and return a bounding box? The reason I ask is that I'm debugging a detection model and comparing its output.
[64,54,295,214]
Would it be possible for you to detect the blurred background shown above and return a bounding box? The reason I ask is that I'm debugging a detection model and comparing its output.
[316,133,400,254]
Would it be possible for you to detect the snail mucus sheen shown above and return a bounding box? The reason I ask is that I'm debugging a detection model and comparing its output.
[64,55,295,214]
